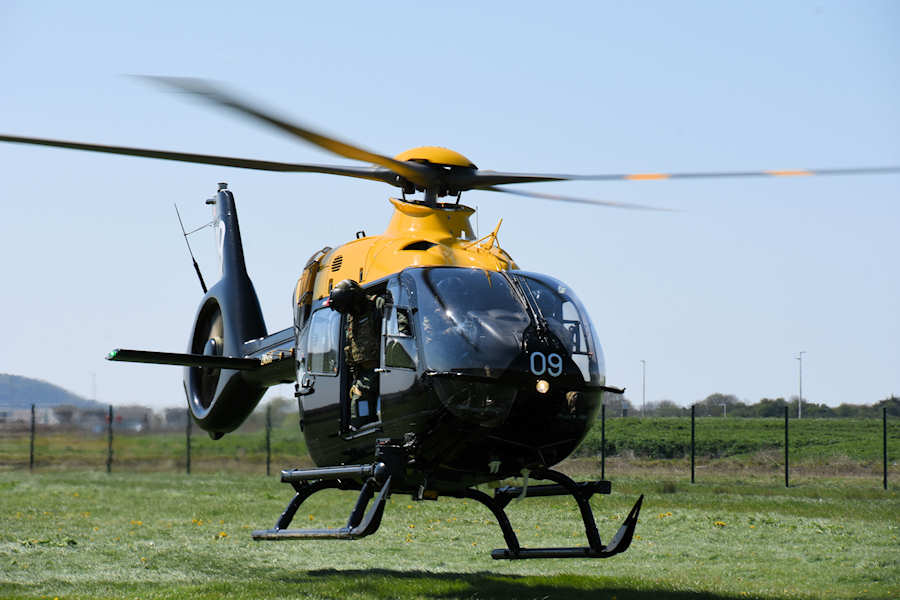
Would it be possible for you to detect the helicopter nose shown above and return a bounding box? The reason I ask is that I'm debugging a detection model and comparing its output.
[429,376,517,428]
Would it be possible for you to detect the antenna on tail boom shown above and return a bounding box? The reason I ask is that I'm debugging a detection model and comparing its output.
[174,203,209,294]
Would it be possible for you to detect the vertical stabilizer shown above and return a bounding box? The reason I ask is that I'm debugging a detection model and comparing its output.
[184,184,268,436]
[214,182,250,279]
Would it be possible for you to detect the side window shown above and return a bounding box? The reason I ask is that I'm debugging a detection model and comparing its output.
[306,308,341,375]
[525,276,592,382]
[384,279,417,370]
[562,300,588,354]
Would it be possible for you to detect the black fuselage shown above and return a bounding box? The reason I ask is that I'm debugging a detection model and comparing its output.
[296,267,606,490]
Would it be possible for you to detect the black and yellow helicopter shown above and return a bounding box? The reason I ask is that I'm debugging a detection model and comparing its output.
[3,78,898,560]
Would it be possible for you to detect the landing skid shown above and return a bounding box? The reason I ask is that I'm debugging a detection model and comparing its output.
[252,441,643,559]
[251,476,392,540]
[466,469,644,559]
[252,450,399,541]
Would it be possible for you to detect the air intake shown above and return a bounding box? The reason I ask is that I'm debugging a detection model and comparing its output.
[402,241,438,251]
[331,256,343,272]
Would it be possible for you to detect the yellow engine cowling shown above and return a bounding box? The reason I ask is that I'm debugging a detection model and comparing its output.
[311,198,518,300]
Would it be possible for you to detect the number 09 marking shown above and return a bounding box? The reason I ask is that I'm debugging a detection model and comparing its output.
[530,352,563,377]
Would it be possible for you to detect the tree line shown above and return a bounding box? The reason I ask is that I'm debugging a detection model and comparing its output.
[603,393,899,418]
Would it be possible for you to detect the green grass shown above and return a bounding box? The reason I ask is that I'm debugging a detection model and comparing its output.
[577,417,897,462]
[2,416,895,474]
[1,469,897,599]
[0,425,310,472]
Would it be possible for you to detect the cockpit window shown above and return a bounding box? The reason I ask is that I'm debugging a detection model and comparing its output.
[512,271,605,383]
[400,267,605,385]
[408,268,530,375]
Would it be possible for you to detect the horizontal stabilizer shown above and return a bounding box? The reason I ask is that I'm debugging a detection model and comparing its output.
[106,348,261,370]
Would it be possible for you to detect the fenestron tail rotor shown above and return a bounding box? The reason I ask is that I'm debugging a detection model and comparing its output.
[2,76,898,210]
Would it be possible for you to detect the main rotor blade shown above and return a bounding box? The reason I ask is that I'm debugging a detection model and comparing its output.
[446,171,567,189]
[0,134,399,184]
[480,186,675,211]
[461,165,900,187]
[142,76,434,187]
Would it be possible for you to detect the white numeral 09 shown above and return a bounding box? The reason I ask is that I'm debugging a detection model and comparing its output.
[530,352,563,377]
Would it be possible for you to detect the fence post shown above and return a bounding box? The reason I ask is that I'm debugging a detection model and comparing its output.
[186,408,192,475]
[784,406,789,488]
[600,403,606,480]
[265,404,272,477]
[106,405,113,474]
[884,407,888,491]
[690,404,695,484]
[29,404,35,472]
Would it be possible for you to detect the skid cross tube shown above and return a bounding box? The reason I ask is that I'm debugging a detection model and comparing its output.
[280,464,375,483]
[460,468,644,560]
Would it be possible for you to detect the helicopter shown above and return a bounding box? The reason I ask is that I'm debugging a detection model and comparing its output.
[3,77,898,560]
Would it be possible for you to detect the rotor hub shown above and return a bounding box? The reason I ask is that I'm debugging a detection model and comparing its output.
[394,146,477,169]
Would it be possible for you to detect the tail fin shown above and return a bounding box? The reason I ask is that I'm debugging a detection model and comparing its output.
[214,182,252,280]
[184,184,269,437]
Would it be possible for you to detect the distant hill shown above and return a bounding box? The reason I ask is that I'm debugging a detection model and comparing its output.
[0,374,104,410]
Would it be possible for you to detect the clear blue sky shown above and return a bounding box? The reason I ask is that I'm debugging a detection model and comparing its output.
[1,2,898,410]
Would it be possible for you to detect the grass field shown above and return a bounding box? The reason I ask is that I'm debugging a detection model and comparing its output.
[2,416,895,476]
[0,424,311,472]
[1,467,897,599]
[577,417,898,463]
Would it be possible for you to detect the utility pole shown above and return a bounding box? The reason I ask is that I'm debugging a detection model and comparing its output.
[796,351,805,419]
[721,402,727,417]
[641,359,646,418]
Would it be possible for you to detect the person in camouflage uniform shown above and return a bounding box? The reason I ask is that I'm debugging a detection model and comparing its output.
[329,279,383,427]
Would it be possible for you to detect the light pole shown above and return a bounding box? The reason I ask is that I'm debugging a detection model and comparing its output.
[796,351,805,419]
[641,359,646,418]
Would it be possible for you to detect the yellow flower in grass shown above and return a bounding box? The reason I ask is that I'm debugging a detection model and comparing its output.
[714,521,726,528]
[217,531,227,538]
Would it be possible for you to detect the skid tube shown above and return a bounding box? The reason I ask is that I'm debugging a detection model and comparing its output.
[252,441,405,541]
[252,444,643,558]
[461,468,644,560]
